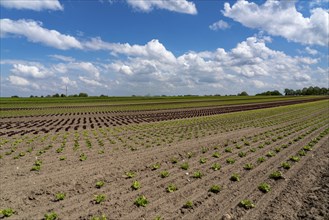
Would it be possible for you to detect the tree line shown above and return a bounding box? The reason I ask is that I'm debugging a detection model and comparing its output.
[284,86,328,96]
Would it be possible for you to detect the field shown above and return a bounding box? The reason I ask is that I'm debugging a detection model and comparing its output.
[0,96,328,219]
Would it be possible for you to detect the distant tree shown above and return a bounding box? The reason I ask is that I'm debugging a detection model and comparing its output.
[11,95,19,98]
[256,90,282,96]
[78,92,88,97]
[320,87,328,95]
[60,94,66,97]
[284,89,294,96]
[100,94,107,97]
[284,86,328,96]
[53,93,60,97]
[30,95,34,98]
[238,91,249,96]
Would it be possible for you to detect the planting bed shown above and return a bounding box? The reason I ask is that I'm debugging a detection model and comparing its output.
[0,98,328,219]
[0,97,326,137]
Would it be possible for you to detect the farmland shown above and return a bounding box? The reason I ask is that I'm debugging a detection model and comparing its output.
[0,96,328,219]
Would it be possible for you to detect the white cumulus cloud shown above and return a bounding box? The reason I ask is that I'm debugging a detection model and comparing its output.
[11,64,49,79]
[0,19,82,50]
[305,47,319,55]
[8,75,30,86]
[223,0,329,46]
[126,0,197,14]
[84,38,176,63]
[2,36,327,96]
[209,20,230,31]
[0,0,63,11]
[79,76,104,87]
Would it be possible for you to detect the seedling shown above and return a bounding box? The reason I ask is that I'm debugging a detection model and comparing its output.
[225,147,232,153]
[187,152,194,158]
[56,147,63,153]
[201,147,209,153]
[132,180,141,190]
[258,183,271,193]
[171,157,178,164]
[226,158,235,164]
[230,173,240,181]
[79,153,87,161]
[125,171,136,178]
[135,195,148,207]
[193,171,203,178]
[209,185,221,193]
[183,201,193,209]
[96,181,105,188]
[238,152,247,157]
[211,163,221,171]
[266,151,275,157]
[0,208,14,217]
[239,200,255,209]
[269,171,283,180]
[160,171,169,178]
[199,158,207,164]
[257,157,266,163]
[44,212,58,220]
[212,152,220,158]
[31,160,42,171]
[151,163,161,170]
[236,144,242,149]
[94,194,106,204]
[59,156,66,161]
[303,145,312,151]
[281,144,288,148]
[250,148,256,152]
[181,162,189,170]
[167,183,177,193]
[281,162,291,169]
[290,156,300,162]
[298,150,306,156]
[244,141,250,146]
[243,163,254,170]
[55,193,65,201]
[274,147,281,153]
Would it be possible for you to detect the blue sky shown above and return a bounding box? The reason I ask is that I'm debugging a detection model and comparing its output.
[0,0,328,97]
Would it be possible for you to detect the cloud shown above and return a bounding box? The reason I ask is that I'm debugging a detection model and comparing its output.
[209,20,230,31]
[79,76,104,87]
[126,0,197,14]
[8,75,30,86]
[305,47,318,55]
[0,19,82,50]
[223,0,329,46]
[309,0,329,8]
[84,38,176,63]
[0,0,63,11]
[11,64,49,79]
[60,76,77,88]
[103,35,321,94]
[2,36,327,96]
[49,55,75,62]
